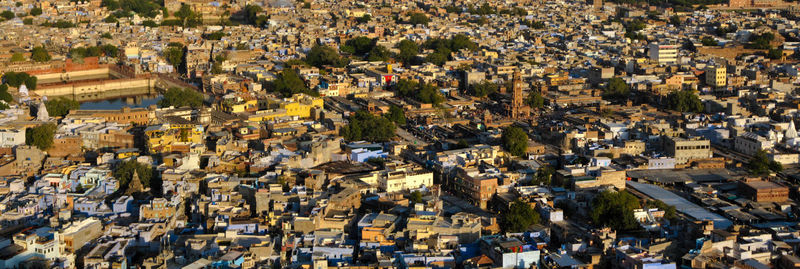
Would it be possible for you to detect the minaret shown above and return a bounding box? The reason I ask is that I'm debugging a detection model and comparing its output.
[37,100,49,121]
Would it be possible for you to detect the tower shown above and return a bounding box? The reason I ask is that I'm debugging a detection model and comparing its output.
[511,71,524,119]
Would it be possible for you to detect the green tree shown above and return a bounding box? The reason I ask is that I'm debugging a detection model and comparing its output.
[591,190,641,231]
[503,200,541,232]
[158,87,203,108]
[666,89,703,113]
[113,159,153,187]
[408,12,429,26]
[25,123,56,150]
[272,69,317,97]
[45,97,80,117]
[525,90,545,108]
[603,77,629,100]
[356,14,371,24]
[701,36,717,46]
[409,190,423,204]
[426,52,448,66]
[396,39,420,65]
[366,45,391,61]
[0,85,13,105]
[392,79,445,105]
[532,165,554,185]
[22,18,32,25]
[748,150,783,176]
[163,45,184,72]
[502,126,528,157]
[101,32,113,39]
[643,199,677,221]
[467,80,498,97]
[366,157,386,169]
[10,52,25,62]
[30,46,51,62]
[340,110,396,142]
[767,48,782,59]
[306,45,348,68]
[1,11,15,20]
[384,105,406,125]
[342,36,375,56]
[669,15,681,26]
[30,7,43,16]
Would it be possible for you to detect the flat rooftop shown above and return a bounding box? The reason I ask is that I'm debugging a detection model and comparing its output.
[627,181,732,229]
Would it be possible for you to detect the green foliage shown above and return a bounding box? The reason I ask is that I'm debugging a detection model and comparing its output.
[3,72,37,90]
[409,190,423,204]
[468,3,496,15]
[591,190,641,231]
[748,150,783,176]
[30,46,51,62]
[114,159,153,187]
[22,18,32,25]
[643,199,677,221]
[392,79,445,105]
[0,85,12,108]
[243,5,267,27]
[666,89,703,113]
[1,11,15,20]
[116,0,161,18]
[10,52,24,62]
[164,45,185,71]
[101,32,113,39]
[302,2,311,8]
[25,123,56,150]
[426,52,448,66]
[701,36,717,46]
[525,90,545,108]
[40,20,76,28]
[521,20,545,29]
[746,32,774,50]
[30,7,42,16]
[384,105,406,125]
[529,165,554,185]
[367,45,391,61]
[467,80,497,97]
[603,77,629,100]
[142,20,158,27]
[356,14,371,24]
[366,157,385,169]
[174,4,202,27]
[306,45,348,68]
[408,12,429,26]
[340,110,396,142]
[70,45,118,59]
[502,200,541,232]
[45,97,80,117]
[104,15,118,23]
[502,126,528,157]
[158,87,203,108]
[422,34,477,65]
[272,69,318,97]
[767,48,782,59]
[342,36,375,56]
[396,39,420,66]
[669,15,681,26]
[203,31,226,40]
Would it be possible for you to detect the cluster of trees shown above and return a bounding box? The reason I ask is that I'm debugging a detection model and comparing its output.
[746,32,775,50]
[423,34,477,66]
[406,12,429,26]
[701,36,718,46]
[306,45,349,68]
[339,110,396,142]
[643,199,677,221]
[31,46,51,62]
[591,190,641,231]
[0,11,15,20]
[396,40,420,66]
[766,48,783,60]
[748,150,783,176]
[203,31,226,40]
[163,43,185,72]
[467,80,498,97]
[355,14,371,24]
[392,79,445,105]
[502,200,541,232]
[3,71,38,90]
[501,126,529,157]
[0,85,13,109]
[529,166,555,185]
[101,0,162,18]
[69,44,118,59]
[158,87,204,108]
[384,105,406,125]
[40,20,76,28]
[666,89,703,113]
[173,4,202,27]
[624,19,647,41]
[270,69,318,97]
[26,123,56,150]
[521,20,546,29]
[242,5,267,27]
[525,90,545,109]
[113,159,156,190]
[45,98,80,117]
[341,37,391,61]
[603,77,630,100]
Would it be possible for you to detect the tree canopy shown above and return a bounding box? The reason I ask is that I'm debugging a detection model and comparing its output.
[525,90,545,109]
[45,97,80,117]
[591,190,641,231]
[408,12,429,26]
[340,110,396,142]
[3,72,38,90]
[114,159,154,188]
[306,45,348,68]
[26,123,56,150]
[271,69,318,97]
[502,126,528,157]
[163,44,185,72]
[748,150,783,176]
[158,87,203,108]
[467,80,498,97]
[392,79,445,105]
[666,89,703,113]
[603,77,629,100]
[422,34,477,65]
[31,47,51,62]
[385,105,406,125]
[502,200,541,232]
[396,39,420,66]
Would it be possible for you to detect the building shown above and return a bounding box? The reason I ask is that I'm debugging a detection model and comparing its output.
[144,123,204,153]
[734,133,774,156]
[738,178,789,203]
[0,129,26,148]
[648,43,678,64]
[664,136,711,164]
[705,66,727,88]
[140,198,177,221]
[67,106,154,125]
[57,218,103,254]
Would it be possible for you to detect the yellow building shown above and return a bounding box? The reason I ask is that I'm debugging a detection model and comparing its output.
[246,94,323,123]
[144,124,204,153]
[220,95,258,113]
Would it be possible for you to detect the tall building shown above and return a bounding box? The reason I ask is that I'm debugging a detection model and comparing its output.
[664,136,712,164]
[507,71,530,119]
[705,66,727,88]
[648,43,678,64]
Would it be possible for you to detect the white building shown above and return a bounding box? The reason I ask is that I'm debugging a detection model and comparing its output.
[648,43,678,64]
[734,132,774,156]
[0,129,26,148]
